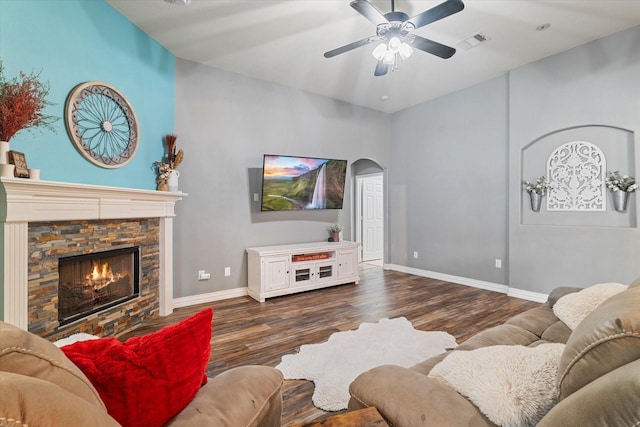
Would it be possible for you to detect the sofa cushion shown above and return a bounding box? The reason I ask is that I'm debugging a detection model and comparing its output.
[0,371,119,427]
[349,364,496,427]
[61,308,213,427]
[557,284,640,400]
[456,324,541,351]
[166,365,284,427]
[537,357,640,427]
[0,321,105,408]
[429,343,564,427]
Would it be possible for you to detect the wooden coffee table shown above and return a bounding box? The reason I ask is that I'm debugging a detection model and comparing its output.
[290,407,388,427]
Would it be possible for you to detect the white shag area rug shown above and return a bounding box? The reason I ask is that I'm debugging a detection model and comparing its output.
[276,317,457,411]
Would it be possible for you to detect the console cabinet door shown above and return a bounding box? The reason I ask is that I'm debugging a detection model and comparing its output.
[291,262,313,287]
[315,261,337,285]
[263,256,290,291]
[337,248,357,279]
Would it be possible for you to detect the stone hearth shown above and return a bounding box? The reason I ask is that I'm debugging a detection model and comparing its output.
[0,177,185,338]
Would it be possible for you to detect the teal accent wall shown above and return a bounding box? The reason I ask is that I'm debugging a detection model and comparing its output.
[0,0,174,189]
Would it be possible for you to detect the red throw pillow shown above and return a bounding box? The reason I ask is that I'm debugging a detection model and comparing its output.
[62,308,213,427]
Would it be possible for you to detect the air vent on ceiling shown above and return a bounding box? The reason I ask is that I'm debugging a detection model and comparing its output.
[457,32,490,50]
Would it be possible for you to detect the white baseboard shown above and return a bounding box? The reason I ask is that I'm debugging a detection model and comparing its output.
[384,264,547,303]
[172,287,249,309]
[507,288,548,303]
[171,267,550,309]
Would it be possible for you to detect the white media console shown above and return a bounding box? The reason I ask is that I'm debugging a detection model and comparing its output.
[246,241,360,302]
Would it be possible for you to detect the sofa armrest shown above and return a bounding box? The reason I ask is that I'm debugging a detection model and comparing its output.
[546,286,582,308]
[166,366,283,427]
[348,365,496,427]
[0,372,120,427]
[536,358,640,427]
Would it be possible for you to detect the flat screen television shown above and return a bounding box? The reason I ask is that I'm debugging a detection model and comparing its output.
[260,154,347,211]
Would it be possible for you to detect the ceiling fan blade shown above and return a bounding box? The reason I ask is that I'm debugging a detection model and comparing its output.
[407,0,464,30]
[374,61,389,76]
[350,0,389,26]
[324,37,377,58]
[411,35,456,59]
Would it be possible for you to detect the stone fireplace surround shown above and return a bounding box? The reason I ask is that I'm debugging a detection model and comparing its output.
[0,177,184,338]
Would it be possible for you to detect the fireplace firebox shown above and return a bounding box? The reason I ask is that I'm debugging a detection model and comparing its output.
[58,247,140,325]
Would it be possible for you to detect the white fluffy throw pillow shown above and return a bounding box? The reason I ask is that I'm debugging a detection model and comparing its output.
[553,282,627,330]
[428,343,565,427]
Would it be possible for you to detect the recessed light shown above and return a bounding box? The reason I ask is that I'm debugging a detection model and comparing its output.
[164,0,191,5]
[536,23,551,31]
[380,95,390,102]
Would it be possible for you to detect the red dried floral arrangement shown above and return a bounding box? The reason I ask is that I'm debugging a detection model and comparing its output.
[165,134,183,170]
[0,61,58,141]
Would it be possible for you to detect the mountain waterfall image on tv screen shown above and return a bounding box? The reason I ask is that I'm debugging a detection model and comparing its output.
[261,155,347,211]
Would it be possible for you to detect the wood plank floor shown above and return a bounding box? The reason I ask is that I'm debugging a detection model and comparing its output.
[120,264,540,425]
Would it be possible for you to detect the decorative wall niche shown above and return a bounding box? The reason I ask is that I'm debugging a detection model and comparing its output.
[521,125,636,228]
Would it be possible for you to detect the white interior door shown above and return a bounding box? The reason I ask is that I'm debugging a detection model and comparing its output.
[361,174,384,262]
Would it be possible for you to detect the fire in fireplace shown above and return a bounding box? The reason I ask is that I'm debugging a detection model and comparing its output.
[58,247,140,325]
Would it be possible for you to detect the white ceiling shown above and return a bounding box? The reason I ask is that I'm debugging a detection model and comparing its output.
[107,0,640,113]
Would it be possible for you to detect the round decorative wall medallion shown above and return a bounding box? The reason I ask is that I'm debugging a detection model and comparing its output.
[65,81,139,168]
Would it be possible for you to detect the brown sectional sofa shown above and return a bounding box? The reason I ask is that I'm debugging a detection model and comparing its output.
[0,321,283,427]
[349,279,640,426]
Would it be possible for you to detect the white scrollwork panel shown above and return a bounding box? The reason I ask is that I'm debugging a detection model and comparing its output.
[547,141,605,211]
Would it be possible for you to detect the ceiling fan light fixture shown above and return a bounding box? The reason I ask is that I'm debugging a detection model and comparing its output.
[398,42,414,60]
[372,43,389,60]
[388,37,402,51]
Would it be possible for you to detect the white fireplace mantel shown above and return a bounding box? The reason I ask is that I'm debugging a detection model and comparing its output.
[0,177,186,330]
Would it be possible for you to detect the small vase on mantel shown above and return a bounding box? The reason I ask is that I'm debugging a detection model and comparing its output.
[0,163,15,178]
[157,180,169,191]
[167,169,180,192]
[529,192,543,212]
[0,141,9,164]
[612,190,629,212]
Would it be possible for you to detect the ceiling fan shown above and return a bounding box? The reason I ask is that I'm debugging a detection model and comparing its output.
[324,0,465,76]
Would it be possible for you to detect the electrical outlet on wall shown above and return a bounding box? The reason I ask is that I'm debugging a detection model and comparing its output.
[495,259,502,269]
[224,267,231,277]
[413,251,418,259]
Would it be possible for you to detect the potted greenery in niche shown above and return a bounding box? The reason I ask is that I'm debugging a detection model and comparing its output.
[523,175,551,212]
[0,62,57,176]
[605,171,637,212]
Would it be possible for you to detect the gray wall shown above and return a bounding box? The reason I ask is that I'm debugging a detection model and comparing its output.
[389,25,640,294]
[173,59,389,298]
[508,26,640,293]
[389,76,510,284]
[173,26,640,300]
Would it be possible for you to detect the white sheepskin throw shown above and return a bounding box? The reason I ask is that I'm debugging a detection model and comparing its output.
[276,317,457,411]
[428,343,565,427]
[53,333,100,347]
[553,282,627,330]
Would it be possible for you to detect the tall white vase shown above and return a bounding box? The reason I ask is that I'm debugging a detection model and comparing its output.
[0,141,9,165]
[167,169,180,192]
